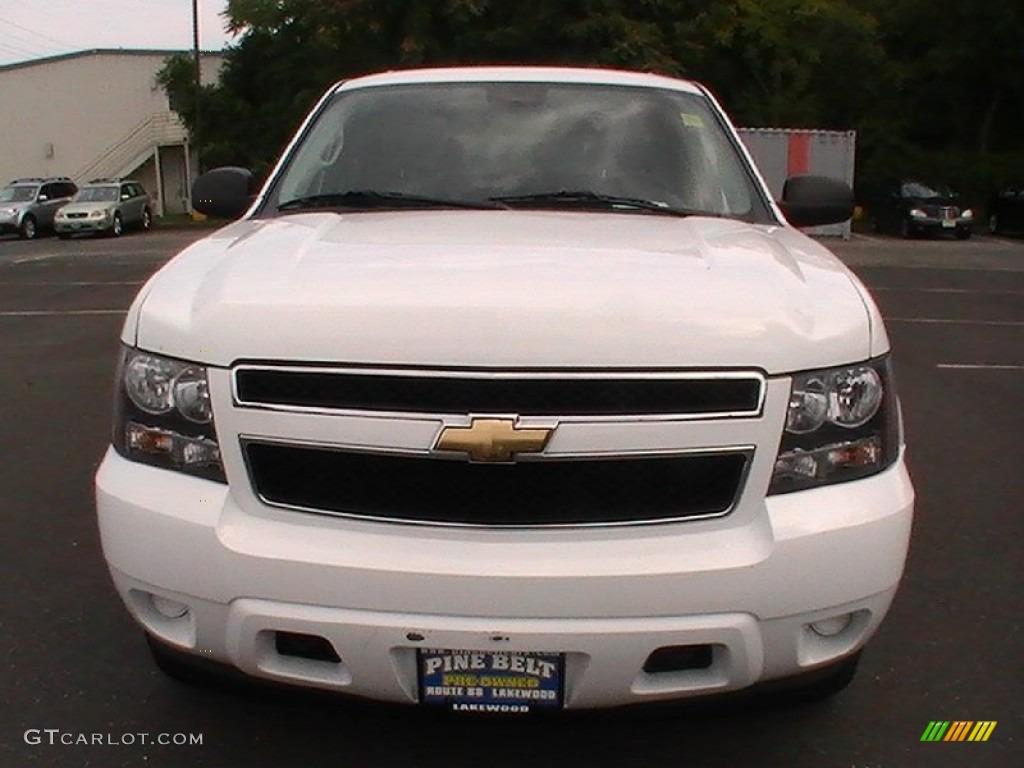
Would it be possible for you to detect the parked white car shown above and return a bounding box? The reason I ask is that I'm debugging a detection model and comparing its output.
[96,67,914,711]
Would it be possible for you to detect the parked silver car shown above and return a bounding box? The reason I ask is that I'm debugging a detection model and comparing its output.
[55,179,153,238]
[0,177,78,239]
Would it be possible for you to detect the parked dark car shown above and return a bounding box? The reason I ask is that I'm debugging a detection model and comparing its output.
[987,186,1024,236]
[870,179,973,239]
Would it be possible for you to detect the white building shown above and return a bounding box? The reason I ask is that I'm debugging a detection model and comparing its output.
[0,49,224,216]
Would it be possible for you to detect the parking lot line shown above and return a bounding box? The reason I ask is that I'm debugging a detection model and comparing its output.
[0,281,145,286]
[850,233,886,243]
[0,309,127,316]
[985,236,1023,247]
[8,253,63,264]
[936,363,1024,370]
[886,317,1024,326]
[871,287,1024,295]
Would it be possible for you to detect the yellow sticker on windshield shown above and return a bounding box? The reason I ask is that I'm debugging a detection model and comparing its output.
[679,113,705,129]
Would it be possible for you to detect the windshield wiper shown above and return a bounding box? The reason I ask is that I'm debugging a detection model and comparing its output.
[277,190,504,212]
[490,190,709,217]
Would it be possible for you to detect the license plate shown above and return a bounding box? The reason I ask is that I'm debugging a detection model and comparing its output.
[418,649,564,712]
[942,219,956,228]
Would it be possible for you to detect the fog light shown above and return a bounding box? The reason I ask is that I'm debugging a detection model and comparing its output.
[151,595,189,619]
[809,613,853,637]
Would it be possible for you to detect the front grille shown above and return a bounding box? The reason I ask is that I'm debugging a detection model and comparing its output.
[67,212,88,219]
[243,441,750,527]
[921,205,959,220]
[233,367,764,417]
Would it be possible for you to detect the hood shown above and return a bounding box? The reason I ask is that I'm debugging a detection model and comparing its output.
[131,211,875,374]
[904,196,962,207]
[60,201,115,214]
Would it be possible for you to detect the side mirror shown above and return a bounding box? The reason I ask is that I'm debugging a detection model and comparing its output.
[779,174,854,228]
[192,167,256,219]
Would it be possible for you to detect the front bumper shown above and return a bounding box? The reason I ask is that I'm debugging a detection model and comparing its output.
[906,216,972,236]
[55,218,109,233]
[96,448,914,709]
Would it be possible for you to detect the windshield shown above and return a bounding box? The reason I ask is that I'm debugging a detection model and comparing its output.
[0,186,37,203]
[266,82,769,221]
[901,181,954,199]
[75,186,119,203]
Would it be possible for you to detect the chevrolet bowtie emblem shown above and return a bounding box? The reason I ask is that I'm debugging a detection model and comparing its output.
[435,418,554,463]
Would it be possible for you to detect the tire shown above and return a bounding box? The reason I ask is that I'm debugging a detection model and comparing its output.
[141,207,152,231]
[19,215,37,240]
[898,218,911,239]
[988,214,1001,235]
[109,213,123,238]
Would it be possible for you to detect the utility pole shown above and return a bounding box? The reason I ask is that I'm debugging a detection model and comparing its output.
[192,0,201,173]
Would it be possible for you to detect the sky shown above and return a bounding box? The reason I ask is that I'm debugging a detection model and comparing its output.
[0,0,238,66]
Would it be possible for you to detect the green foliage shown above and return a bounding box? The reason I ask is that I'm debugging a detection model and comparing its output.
[677,0,888,127]
[161,0,1024,196]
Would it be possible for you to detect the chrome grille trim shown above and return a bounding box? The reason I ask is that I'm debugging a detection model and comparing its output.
[231,364,767,422]
[239,434,756,529]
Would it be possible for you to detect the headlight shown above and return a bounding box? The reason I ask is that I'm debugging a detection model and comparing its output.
[113,347,224,482]
[909,208,927,219]
[172,365,214,423]
[770,357,900,494]
[828,366,883,426]
[961,208,974,219]
[124,354,177,413]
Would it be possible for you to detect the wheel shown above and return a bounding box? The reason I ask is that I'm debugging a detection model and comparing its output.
[988,214,1001,235]
[19,215,37,240]
[141,207,152,231]
[898,218,911,239]
[109,213,123,237]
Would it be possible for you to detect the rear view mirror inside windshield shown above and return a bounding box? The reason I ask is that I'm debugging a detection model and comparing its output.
[486,83,550,108]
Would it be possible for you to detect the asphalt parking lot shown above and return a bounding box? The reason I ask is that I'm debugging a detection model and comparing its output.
[1,228,1021,768]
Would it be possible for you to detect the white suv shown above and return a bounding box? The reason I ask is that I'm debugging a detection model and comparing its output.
[96,67,914,712]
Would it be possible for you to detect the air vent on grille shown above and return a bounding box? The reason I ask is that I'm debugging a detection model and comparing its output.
[234,368,763,417]
[243,441,750,526]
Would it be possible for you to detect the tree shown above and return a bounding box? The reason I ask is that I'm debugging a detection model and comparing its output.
[880,0,1024,153]
[160,0,1024,203]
